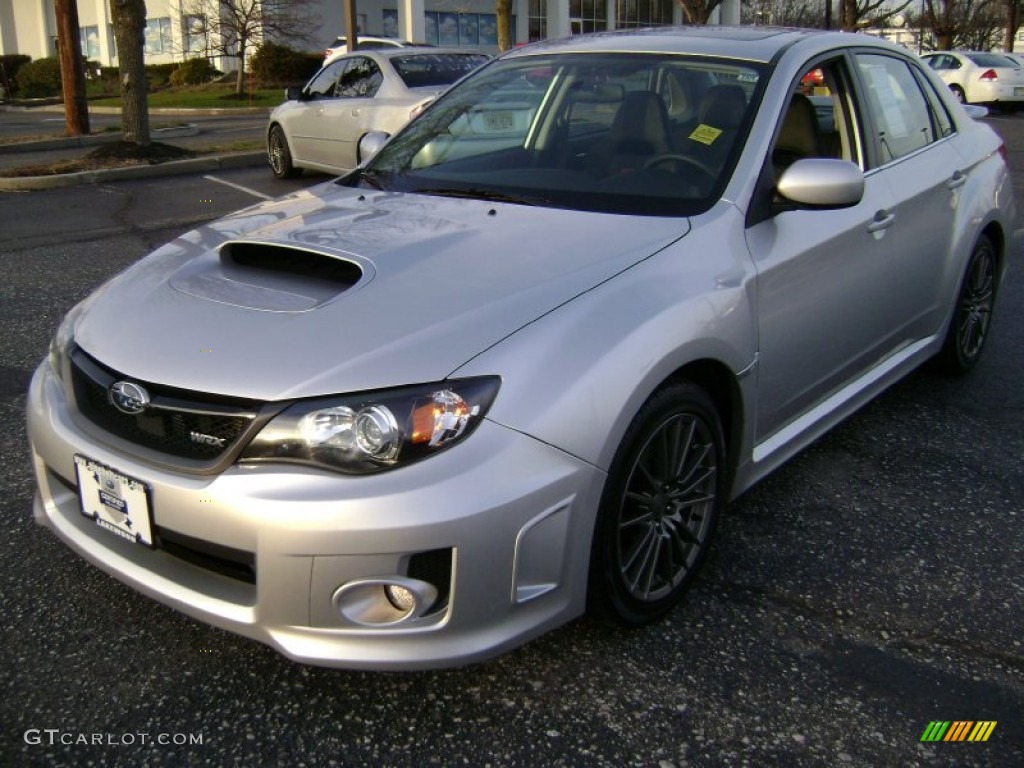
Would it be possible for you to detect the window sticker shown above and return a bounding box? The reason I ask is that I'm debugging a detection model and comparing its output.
[689,124,723,145]
[861,63,910,138]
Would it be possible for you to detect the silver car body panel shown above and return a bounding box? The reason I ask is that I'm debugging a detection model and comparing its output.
[28,27,1015,668]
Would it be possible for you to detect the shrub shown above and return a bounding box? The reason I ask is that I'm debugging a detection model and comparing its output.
[0,54,32,95]
[249,42,320,84]
[146,62,180,89]
[15,57,62,98]
[169,57,220,86]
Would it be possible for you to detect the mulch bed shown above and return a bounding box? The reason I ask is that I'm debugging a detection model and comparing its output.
[0,141,194,177]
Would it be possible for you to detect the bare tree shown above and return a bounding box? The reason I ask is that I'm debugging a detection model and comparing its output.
[924,0,997,49]
[839,0,912,31]
[110,0,149,146]
[180,0,316,94]
[742,0,827,27]
[56,0,90,136]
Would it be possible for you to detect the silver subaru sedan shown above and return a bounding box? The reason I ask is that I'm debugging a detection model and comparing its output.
[27,27,1012,669]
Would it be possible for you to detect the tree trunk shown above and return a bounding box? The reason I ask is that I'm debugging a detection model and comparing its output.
[496,0,512,51]
[56,0,90,136]
[109,0,150,146]
[841,0,858,30]
[235,48,246,95]
[677,0,712,24]
[1005,0,1020,51]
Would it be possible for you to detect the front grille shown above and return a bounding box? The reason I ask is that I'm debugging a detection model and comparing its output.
[70,347,261,462]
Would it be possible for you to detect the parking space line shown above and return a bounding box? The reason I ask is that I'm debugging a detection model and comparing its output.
[202,174,273,201]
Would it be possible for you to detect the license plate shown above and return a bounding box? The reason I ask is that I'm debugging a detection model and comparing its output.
[74,456,154,547]
[1015,87,1024,96]
[483,111,515,131]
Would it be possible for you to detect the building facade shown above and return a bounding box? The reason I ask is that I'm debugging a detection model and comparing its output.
[0,0,744,71]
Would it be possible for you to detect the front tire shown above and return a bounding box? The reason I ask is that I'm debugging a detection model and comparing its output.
[588,382,726,625]
[936,235,997,374]
[268,125,301,179]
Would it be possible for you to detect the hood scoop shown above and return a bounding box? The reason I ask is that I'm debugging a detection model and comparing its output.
[169,241,370,312]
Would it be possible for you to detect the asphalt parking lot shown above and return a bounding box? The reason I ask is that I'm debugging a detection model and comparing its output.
[1,117,1022,766]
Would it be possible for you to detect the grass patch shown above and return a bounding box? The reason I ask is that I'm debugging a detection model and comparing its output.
[91,84,286,109]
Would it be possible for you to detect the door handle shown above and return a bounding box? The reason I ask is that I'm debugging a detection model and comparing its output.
[867,210,895,233]
[351,109,361,117]
[947,170,967,190]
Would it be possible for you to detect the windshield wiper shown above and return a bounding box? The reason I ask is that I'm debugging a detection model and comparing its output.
[415,187,553,207]
[337,167,389,190]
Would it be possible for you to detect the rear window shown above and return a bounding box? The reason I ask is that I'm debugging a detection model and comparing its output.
[392,54,490,88]
[965,53,1017,68]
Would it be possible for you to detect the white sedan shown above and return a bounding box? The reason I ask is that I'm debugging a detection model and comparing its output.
[267,48,490,178]
[920,50,1024,109]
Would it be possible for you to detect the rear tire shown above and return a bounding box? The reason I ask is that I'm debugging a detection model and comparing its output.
[936,235,997,374]
[950,84,967,104]
[268,125,301,179]
[588,381,726,625]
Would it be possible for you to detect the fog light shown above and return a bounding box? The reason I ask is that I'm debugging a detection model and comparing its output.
[385,584,415,612]
[332,577,439,627]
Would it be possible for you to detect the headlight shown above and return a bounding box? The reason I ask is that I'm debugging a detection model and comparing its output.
[48,299,90,382]
[239,377,500,474]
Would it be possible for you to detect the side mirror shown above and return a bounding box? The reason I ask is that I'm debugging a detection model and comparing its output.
[963,104,989,119]
[776,158,864,209]
[358,131,390,164]
[285,86,302,102]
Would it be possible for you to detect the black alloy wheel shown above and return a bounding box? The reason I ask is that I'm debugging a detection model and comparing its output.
[937,235,997,374]
[589,381,726,624]
[268,124,301,180]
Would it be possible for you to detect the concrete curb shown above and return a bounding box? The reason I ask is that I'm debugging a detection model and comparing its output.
[0,150,266,191]
[0,124,202,154]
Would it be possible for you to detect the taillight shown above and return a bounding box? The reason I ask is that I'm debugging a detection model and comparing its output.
[978,69,998,81]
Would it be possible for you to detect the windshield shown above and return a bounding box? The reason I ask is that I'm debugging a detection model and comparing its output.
[349,53,766,215]
[392,53,491,88]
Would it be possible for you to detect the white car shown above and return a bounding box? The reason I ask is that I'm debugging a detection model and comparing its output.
[267,48,490,178]
[921,50,1024,109]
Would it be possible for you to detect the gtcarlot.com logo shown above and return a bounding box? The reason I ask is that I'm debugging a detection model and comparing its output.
[24,729,204,747]
[920,721,997,743]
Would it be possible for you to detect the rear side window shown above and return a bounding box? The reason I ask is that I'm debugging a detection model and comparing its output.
[392,54,490,88]
[337,57,384,98]
[856,54,938,163]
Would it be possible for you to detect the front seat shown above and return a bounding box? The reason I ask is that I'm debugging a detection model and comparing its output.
[605,90,673,174]
[772,93,822,177]
[684,84,748,170]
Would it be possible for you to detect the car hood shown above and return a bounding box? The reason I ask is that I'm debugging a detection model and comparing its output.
[75,185,689,401]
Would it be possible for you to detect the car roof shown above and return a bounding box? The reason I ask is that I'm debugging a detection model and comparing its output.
[325,46,482,65]
[501,26,899,64]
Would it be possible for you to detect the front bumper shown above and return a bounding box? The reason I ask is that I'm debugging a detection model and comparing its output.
[27,362,605,669]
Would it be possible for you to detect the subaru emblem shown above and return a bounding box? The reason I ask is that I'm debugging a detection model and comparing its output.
[108,381,150,415]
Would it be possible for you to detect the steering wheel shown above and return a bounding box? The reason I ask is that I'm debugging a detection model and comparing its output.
[642,153,717,182]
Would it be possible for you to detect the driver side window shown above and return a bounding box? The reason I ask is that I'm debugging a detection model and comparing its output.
[305,60,347,99]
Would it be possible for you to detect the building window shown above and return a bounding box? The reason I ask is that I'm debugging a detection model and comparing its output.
[617,0,674,27]
[529,0,547,42]
[183,15,207,54]
[423,12,510,47]
[145,17,173,54]
[570,0,607,34]
[80,25,100,60]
